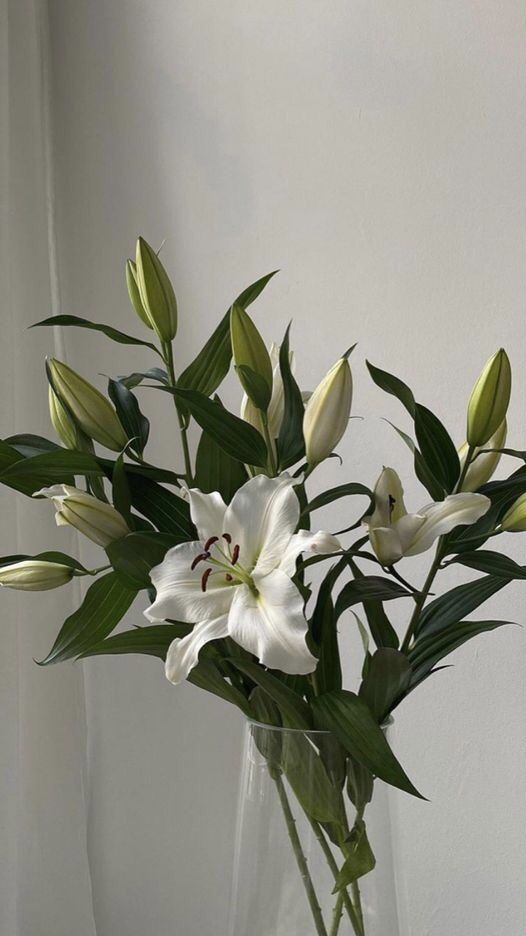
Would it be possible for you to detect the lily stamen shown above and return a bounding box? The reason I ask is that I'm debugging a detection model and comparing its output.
[222,532,232,544]
[231,544,240,565]
[201,568,213,592]
[191,552,210,571]
[204,535,219,551]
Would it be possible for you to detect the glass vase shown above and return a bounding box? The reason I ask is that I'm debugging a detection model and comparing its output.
[228,721,400,936]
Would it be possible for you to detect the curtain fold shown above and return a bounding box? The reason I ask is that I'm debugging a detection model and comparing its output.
[0,2,97,932]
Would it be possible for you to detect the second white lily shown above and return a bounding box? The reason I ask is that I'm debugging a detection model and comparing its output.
[364,467,490,566]
[145,474,340,683]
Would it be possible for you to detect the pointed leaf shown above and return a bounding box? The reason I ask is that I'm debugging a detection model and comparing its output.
[125,474,195,539]
[228,659,312,729]
[359,649,412,722]
[79,623,191,659]
[416,575,509,638]
[277,324,305,469]
[335,576,411,621]
[31,315,161,355]
[409,619,511,685]
[108,379,150,456]
[366,362,415,416]
[414,403,460,494]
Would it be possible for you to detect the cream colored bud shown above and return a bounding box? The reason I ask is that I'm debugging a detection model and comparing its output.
[467,349,511,447]
[501,493,526,533]
[135,237,177,342]
[0,560,74,591]
[458,420,507,492]
[48,359,127,452]
[34,485,129,547]
[303,357,353,467]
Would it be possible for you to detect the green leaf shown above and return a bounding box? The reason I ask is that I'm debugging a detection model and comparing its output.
[194,406,248,503]
[125,474,195,539]
[188,659,252,716]
[235,365,271,411]
[39,572,137,665]
[278,732,344,824]
[347,757,374,812]
[108,379,150,456]
[111,453,132,523]
[106,532,177,589]
[446,549,526,579]
[277,324,305,470]
[3,449,103,480]
[384,420,445,501]
[228,659,312,729]
[117,367,168,389]
[31,315,161,355]
[346,560,400,649]
[178,271,278,397]
[312,690,424,799]
[414,404,460,494]
[335,576,412,621]
[79,623,191,659]
[444,471,526,553]
[409,619,511,685]
[157,387,268,466]
[359,649,412,722]
[416,575,509,638]
[5,434,60,457]
[302,483,374,534]
[310,560,347,694]
[366,361,416,416]
[333,820,376,892]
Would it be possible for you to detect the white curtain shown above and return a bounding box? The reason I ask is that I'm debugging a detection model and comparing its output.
[0,2,96,932]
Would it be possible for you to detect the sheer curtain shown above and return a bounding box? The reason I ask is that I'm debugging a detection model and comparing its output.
[0,1,96,932]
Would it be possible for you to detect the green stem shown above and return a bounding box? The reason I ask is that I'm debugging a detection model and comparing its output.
[162,341,193,484]
[261,414,278,476]
[306,815,364,936]
[272,772,329,936]
[400,545,442,654]
[456,444,476,493]
[329,892,344,936]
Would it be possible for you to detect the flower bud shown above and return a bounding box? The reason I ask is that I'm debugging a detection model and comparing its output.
[230,304,273,411]
[126,259,153,330]
[241,343,291,439]
[48,385,80,450]
[47,359,127,452]
[0,559,74,591]
[135,237,177,342]
[34,485,129,547]
[303,356,353,467]
[458,419,507,492]
[501,493,526,533]
[467,349,511,447]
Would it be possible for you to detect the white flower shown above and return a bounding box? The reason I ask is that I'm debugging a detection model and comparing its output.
[0,559,75,591]
[145,474,340,684]
[33,484,129,547]
[240,343,290,441]
[364,467,491,566]
[303,357,353,468]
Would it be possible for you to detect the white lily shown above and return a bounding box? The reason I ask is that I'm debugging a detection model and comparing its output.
[241,343,291,441]
[145,474,340,684]
[364,467,491,566]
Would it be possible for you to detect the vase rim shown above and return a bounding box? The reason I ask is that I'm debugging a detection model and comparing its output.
[247,715,394,733]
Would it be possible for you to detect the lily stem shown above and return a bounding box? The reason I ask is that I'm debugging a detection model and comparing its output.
[272,771,329,936]
[329,892,344,936]
[400,544,443,654]
[162,340,193,485]
[305,814,364,936]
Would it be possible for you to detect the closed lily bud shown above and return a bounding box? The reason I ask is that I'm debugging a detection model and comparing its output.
[34,485,129,547]
[135,237,177,342]
[0,559,74,591]
[48,359,127,452]
[48,385,80,450]
[230,304,273,411]
[126,259,152,330]
[467,349,511,447]
[458,420,507,492]
[303,356,353,467]
[501,493,526,533]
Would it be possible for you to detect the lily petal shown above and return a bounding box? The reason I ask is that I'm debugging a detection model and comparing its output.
[368,467,408,528]
[225,474,300,575]
[227,570,317,674]
[404,493,491,556]
[186,489,227,542]
[279,530,341,576]
[165,614,230,684]
[145,542,234,623]
[365,524,405,566]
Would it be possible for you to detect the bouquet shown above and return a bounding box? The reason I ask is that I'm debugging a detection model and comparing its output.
[0,237,522,934]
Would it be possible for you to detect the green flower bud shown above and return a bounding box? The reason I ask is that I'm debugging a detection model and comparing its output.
[48,385,80,450]
[467,349,511,447]
[0,559,74,591]
[230,304,273,411]
[126,259,153,330]
[303,356,353,467]
[48,359,127,452]
[501,493,526,533]
[34,485,129,547]
[135,237,177,342]
[458,419,507,492]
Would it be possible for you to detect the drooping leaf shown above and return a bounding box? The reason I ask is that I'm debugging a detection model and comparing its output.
[3,449,102,480]
[366,361,415,416]
[108,379,150,456]
[178,271,278,398]
[359,649,412,722]
[312,690,424,799]
[446,549,526,579]
[416,575,509,638]
[116,367,168,389]
[39,572,137,665]
[106,532,178,589]
[277,324,305,470]
[125,474,196,539]
[333,819,376,892]
[5,434,60,457]
[302,483,374,534]
[414,403,460,494]
[188,659,252,717]
[346,560,400,649]
[31,314,161,355]
[409,619,511,685]
[79,623,191,659]
[335,576,412,621]
[228,659,312,729]
[156,387,268,466]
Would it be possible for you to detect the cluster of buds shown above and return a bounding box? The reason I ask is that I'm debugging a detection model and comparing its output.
[47,358,127,452]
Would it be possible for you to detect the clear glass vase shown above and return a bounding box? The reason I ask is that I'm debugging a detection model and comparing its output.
[228,721,400,936]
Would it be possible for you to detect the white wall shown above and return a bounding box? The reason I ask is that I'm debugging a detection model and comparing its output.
[46,2,526,934]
